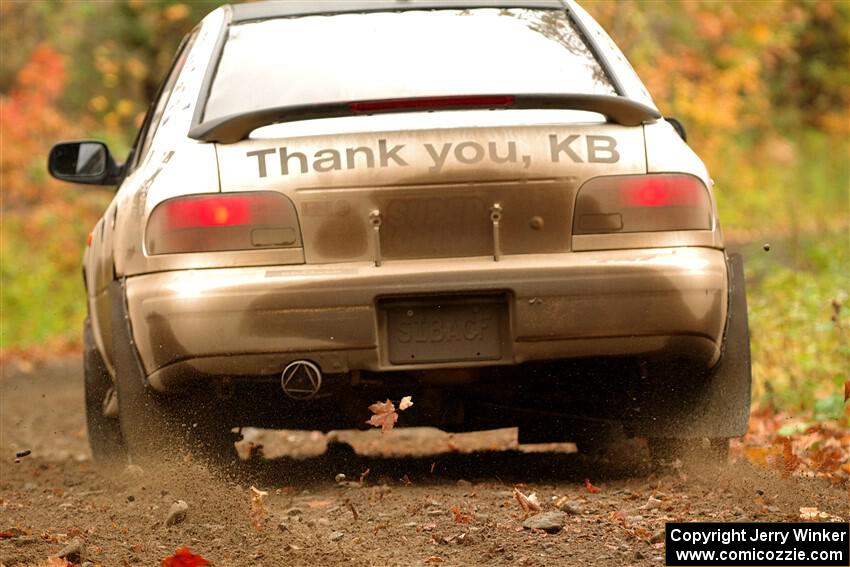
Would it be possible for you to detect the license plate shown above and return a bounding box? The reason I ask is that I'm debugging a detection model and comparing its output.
[384,298,503,364]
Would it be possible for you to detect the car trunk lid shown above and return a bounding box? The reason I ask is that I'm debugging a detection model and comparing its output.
[214,112,647,263]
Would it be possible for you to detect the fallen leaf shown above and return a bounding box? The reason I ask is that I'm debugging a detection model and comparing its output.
[366,399,399,433]
[584,479,601,494]
[399,395,414,411]
[810,446,843,474]
[450,505,474,524]
[640,496,662,510]
[425,557,443,563]
[249,486,269,530]
[47,558,73,567]
[633,526,652,540]
[779,438,800,477]
[345,499,359,521]
[800,507,828,521]
[161,546,211,567]
[308,500,331,509]
[513,487,541,514]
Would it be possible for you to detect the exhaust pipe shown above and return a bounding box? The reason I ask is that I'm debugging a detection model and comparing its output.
[281,360,323,400]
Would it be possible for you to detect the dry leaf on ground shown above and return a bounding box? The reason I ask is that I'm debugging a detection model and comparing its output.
[513,487,541,514]
[249,486,268,530]
[780,438,801,477]
[161,546,212,567]
[451,505,474,524]
[800,507,826,521]
[734,409,850,481]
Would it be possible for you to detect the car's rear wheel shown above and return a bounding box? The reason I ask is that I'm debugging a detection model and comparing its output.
[630,254,752,460]
[109,280,237,467]
[114,358,175,463]
[84,320,126,462]
[115,374,238,467]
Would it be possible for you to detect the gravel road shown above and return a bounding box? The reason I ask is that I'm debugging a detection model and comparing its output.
[1,358,846,566]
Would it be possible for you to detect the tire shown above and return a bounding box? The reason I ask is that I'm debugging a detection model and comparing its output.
[114,360,237,467]
[113,357,177,464]
[83,319,126,462]
[108,280,196,464]
[109,282,238,468]
[630,254,752,441]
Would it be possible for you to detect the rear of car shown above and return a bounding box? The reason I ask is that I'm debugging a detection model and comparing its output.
[54,0,751,463]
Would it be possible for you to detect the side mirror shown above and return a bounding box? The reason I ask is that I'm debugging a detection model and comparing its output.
[48,141,122,185]
[666,117,687,142]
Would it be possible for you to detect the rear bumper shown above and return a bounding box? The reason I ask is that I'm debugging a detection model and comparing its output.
[125,247,729,391]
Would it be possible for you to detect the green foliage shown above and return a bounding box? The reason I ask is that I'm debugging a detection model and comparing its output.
[713,131,850,233]
[1,189,111,349]
[745,235,849,423]
[1,216,87,349]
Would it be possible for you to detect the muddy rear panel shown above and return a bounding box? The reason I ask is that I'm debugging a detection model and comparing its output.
[215,120,647,264]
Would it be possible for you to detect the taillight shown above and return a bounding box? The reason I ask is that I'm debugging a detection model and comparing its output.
[146,192,300,255]
[573,174,712,234]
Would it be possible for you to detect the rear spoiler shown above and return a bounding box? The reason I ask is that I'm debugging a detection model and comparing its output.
[188,94,661,144]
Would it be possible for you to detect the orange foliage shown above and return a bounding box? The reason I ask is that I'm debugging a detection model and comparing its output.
[0,44,71,205]
[585,0,849,165]
[733,408,850,482]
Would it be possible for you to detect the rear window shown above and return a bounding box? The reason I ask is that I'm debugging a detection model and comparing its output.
[202,8,617,121]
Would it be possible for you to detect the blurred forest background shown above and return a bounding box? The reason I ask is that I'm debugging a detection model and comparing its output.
[0,0,847,423]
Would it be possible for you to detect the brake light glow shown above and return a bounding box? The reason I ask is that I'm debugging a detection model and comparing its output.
[620,176,703,208]
[165,196,252,229]
[146,192,300,255]
[350,95,515,113]
[573,174,712,235]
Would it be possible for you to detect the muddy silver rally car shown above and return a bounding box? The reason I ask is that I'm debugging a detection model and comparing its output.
[49,0,751,464]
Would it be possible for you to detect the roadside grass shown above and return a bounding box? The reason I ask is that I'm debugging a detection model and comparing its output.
[742,234,849,425]
[0,191,110,352]
[0,135,847,421]
[1,215,86,350]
